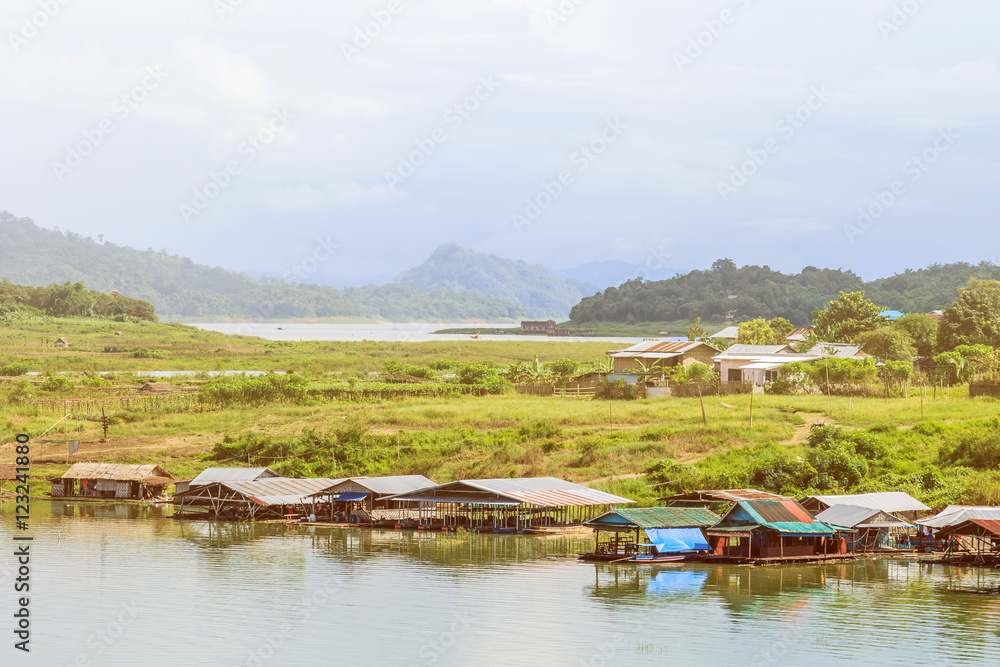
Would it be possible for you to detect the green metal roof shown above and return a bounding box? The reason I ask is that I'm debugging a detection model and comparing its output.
[762,521,837,535]
[585,507,719,530]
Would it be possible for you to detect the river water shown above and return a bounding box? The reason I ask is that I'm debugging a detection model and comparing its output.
[2,501,999,667]
[184,322,648,344]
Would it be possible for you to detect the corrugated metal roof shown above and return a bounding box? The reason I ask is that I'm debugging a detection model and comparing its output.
[190,467,279,486]
[316,475,436,497]
[659,489,788,504]
[221,477,342,506]
[715,344,797,357]
[744,499,817,525]
[60,463,172,482]
[803,492,930,514]
[815,504,912,529]
[938,518,1000,538]
[918,506,1000,529]
[807,343,867,358]
[389,477,633,507]
[709,326,740,340]
[715,499,838,535]
[585,507,719,529]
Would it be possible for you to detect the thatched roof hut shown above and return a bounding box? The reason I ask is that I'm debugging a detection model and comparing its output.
[54,337,70,348]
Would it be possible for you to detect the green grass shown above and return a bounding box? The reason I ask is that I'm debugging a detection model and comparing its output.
[4,316,1000,510]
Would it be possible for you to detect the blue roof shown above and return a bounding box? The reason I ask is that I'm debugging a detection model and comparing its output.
[879,310,903,320]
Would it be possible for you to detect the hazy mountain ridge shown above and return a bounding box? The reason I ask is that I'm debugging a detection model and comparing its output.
[0,213,549,321]
[394,243,588,317]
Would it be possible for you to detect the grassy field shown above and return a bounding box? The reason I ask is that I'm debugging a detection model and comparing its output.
[2,318,999,509]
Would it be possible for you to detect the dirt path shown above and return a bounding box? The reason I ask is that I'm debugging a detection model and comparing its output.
[784,412,838,447]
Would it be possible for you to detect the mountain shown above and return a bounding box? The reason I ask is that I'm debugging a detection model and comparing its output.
[394,243,586,317]
[569,258,1000,327]
[0,213,541,321]
[554,260,677,293]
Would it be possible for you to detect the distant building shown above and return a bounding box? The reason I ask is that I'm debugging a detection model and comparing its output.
[708,326,740,343]
[928,310,944,321]
[806,343,868,358]
[520,320,570,336]
[785,328,812,342]
[713,344,820,385]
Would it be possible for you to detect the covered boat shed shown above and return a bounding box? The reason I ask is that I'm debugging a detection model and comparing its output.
[583,507,719,561]
[173,477,339,521]
[936,519,1000,565]
[705,498,846,562]
[385,477,634,532]
[173,467,279,495]
[51,463,173,500]
[306,475,436,524]
[815,504,913,552]
[799,492,930,522]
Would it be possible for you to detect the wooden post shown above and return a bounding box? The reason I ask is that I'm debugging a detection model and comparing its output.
[698,383,707,425]
[921,386,925,420]
[749,387,753,429]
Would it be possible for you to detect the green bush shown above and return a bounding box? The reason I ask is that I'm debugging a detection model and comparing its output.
[39,375,75,392]
[0,364,29,376]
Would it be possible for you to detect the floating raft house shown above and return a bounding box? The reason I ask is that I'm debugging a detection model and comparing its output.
[583,507,719,561]
[51,463,173,500]
[705,498,850,563]
[386,477,634,531]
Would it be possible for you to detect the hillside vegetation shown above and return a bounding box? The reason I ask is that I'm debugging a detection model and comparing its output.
[570,258,1000,327]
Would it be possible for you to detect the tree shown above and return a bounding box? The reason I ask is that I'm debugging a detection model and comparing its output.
[893,313,938,357]
[855,327,917,362]
[938,279,1000,350]
[687,317,708,341]
[736,317,780,345]
[768,317,793,341]
[811,291,887,342]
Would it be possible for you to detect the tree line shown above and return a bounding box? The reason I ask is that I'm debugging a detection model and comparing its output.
[0,280,156,322]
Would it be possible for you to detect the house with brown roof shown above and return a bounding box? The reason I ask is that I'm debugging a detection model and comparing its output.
[606,340,720,383]
[51,463,174,500]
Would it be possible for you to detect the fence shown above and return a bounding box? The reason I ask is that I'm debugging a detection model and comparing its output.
[515,383,555,396]
[970,382,1000,398]
[553,383,599,397]
[29,393,200,416]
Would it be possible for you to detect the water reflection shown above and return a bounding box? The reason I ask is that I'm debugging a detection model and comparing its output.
[2,501,1000,666]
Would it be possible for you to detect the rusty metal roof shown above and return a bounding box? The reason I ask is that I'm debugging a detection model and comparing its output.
[60,462,173,482]
[607,341,718,358]
[937,518,1000,538]
[388,477,633,507]
[659,489,788,504]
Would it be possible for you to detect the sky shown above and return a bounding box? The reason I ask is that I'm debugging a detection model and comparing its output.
[1,0,997,287]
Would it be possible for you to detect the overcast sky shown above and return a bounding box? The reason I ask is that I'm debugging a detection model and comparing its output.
[1,0,997,286]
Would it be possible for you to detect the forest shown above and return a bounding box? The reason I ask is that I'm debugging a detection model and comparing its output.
[569,258,1000,327]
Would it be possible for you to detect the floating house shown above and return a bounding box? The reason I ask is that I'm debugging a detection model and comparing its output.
[935,515,1000,564]
[814,504,913,552]
[583,507,719,561]
[306,475,436,524]
[173,476,339,521]
[386,477,634,531]
[800,492,930,522]
[704,498,846,562]
[173,467,279,495]
[51,463,173,500]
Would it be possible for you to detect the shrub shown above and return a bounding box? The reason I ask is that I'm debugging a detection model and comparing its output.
[0,364,29,376]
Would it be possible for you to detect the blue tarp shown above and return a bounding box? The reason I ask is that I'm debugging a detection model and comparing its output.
[644,527,710,554]
[331,492,369,502]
